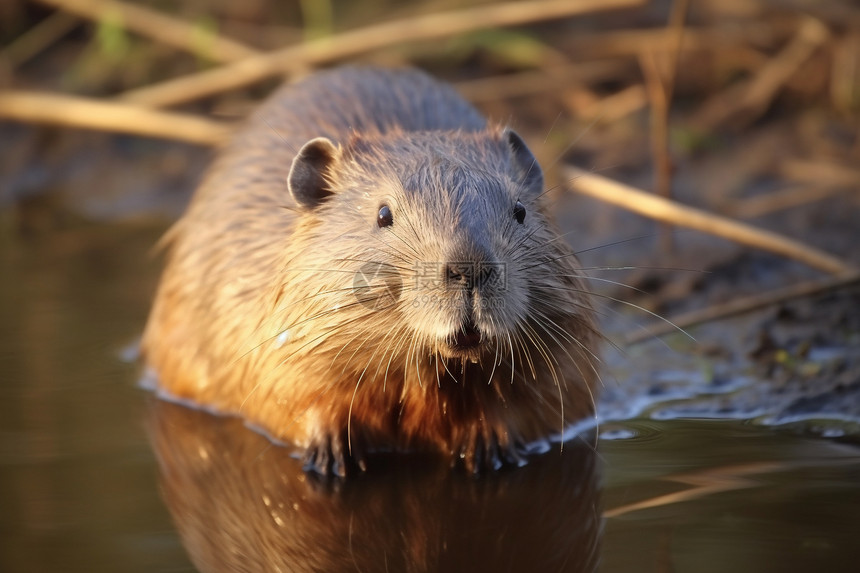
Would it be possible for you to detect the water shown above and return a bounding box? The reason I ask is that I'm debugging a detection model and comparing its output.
[599,420,860,572]
[0,220,191,572]
[2,219,859,572]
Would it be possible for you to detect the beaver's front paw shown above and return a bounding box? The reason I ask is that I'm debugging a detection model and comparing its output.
[455,428,531,474]
[301,428,368,478]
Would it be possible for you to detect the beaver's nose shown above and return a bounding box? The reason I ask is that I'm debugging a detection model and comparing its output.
[445,261,503,289]
[444,262,474,288]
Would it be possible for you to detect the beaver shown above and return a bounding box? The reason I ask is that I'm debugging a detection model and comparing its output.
[143,66,600,476]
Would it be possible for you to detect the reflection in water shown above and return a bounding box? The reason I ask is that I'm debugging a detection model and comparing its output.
[147,399,600,573]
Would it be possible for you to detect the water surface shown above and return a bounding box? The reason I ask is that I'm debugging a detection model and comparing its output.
[2,219,859,572]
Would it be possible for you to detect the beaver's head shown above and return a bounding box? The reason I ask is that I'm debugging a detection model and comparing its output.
[284,127,589,377]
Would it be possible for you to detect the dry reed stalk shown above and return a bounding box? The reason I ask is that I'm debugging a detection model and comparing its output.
[0,91,232,146]
[0,10,79,68]
[730,185,850,219]
[639,0,690,253]
[455,61,629,103]
[692,17,829,130]
[563,165,855,275]
[624,270,860,344]
[116,0,645,108]
[35,0,261,63]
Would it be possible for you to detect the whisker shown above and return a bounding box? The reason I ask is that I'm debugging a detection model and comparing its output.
[541,114,600,175]
[533,283,694,343]
[580,265,707,274]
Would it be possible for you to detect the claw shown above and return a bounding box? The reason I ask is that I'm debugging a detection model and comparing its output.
[485,435,503,471]
[503,440,529,467]
[457,428,530,473]
[301,429,369,477]
[302,433,344,476]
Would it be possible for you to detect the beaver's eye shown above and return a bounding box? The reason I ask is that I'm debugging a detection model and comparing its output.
[513,201,526,224]
[377,205,393,228]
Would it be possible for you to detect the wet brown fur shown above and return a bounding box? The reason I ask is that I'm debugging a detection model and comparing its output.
[143,67,601,474]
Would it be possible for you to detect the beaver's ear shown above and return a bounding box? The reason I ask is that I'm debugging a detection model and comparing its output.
[289,137,339,209]
[504,129,544,195]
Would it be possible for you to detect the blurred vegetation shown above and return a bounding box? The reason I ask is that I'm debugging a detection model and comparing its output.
[1,0,858,270]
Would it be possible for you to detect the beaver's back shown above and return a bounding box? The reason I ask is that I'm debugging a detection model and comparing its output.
[251,67,487,141]
[198,67,487,204]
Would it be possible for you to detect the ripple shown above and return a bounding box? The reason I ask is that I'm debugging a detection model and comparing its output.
[599,420,666,444]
